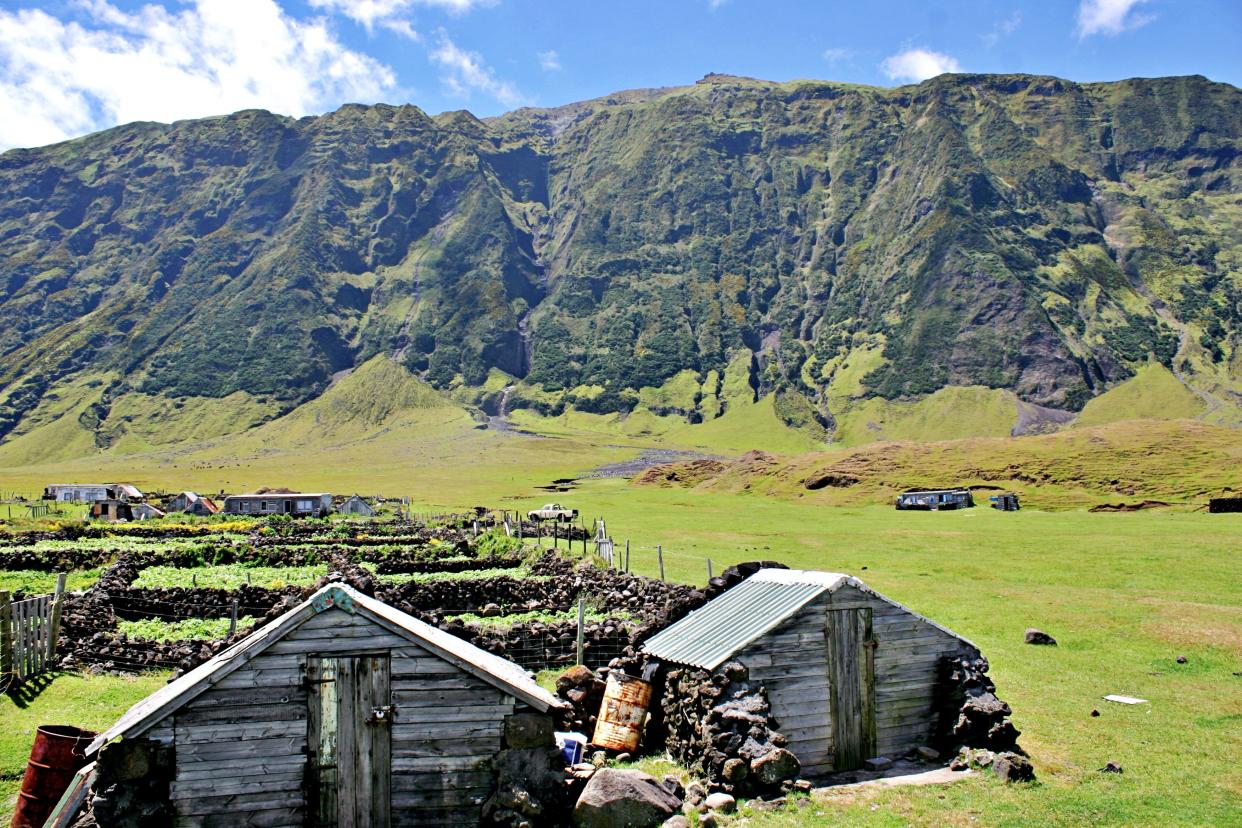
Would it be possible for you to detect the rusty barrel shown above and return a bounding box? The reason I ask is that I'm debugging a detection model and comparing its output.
[10,725,96,828]
[592,672,651,753]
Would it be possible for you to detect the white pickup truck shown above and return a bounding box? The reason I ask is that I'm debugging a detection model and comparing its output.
[527,503,578,521]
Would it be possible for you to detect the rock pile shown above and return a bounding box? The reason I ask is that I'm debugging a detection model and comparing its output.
[937,654,1029,774]
[555,664,607,734]
[657,661,801,797]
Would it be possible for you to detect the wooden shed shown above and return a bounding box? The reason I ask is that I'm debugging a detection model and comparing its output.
[84,583,562,826]
[642,569,978,776]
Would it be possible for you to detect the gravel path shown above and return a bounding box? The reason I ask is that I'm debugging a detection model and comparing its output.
[585,448,721,479]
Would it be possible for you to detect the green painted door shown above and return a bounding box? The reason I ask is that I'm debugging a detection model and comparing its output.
[308,655,392,827]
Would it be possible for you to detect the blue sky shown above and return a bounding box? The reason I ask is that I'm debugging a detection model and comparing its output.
[0,0,1237,150]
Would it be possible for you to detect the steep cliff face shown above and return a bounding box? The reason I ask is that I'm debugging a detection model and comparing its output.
[0,73,1237,450]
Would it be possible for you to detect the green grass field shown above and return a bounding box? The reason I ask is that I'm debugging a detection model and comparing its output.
[0,397,1239,826]
[2,492,1237,825]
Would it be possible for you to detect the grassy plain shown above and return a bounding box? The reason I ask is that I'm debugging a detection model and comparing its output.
[0,398,1239,825]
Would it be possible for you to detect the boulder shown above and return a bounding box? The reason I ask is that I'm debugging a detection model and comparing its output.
[1024,628,1057,646]
[703,792,737,814]
[749,748,801,787]
[661,818,690,828]
[722,758,748,783]
[992,752,1036,783]
[573,769,683,828]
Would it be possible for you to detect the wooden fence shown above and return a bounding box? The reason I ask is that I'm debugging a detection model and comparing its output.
[0,574,67,689]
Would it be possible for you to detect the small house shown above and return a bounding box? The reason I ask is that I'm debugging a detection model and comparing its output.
[642,569,979,775]
[89,499,133,522]
[131,503,166,520]
[339,494,375,517]
[167,492,220,515]
[81,583,563,825]
[111,484,144,502]
[989,493,1020,511]
[43,484,111,503]
[222,492,333,517]
[895,489,974,511]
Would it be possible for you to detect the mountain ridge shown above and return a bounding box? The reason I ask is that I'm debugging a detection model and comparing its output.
[0,71,1238,459]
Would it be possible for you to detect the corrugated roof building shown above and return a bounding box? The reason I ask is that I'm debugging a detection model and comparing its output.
[643,569,979,775]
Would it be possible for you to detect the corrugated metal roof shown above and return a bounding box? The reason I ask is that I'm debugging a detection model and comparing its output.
[641,572,847,670]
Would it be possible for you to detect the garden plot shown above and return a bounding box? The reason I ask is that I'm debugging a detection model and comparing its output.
[2,512,700,677]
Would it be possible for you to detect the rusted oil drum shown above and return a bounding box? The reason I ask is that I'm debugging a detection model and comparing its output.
[10,725,96,828]
[592,672,652,752]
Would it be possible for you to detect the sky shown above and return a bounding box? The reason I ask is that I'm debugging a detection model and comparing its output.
[0,0,1238,151]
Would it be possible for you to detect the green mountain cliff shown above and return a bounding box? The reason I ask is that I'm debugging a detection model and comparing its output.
[0,72,1238,455]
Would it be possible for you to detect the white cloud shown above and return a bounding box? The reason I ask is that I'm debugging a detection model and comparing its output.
[983,11,1022,47]
[0,0,397,151]
[822,47,855,63]
[1076,0,1154,37]
[880,48,962,83]
[308,0,419,38]
[306,0,497,39]
[429,29,524,107]
[537,49,560,71]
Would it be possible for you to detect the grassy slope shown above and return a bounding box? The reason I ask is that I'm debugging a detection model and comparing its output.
[1075,364,1207,427]
[636,419,1242,509]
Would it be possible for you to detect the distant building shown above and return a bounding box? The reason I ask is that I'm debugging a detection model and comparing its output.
[44,484,111,503]
[222,492,333,517]
[168,492,221,516]
[895,489,975,511]
[44,483,143,502]
[131,503,166,521]
[112,484,144,501]
[338,494,375,517]
[90,500,163,521]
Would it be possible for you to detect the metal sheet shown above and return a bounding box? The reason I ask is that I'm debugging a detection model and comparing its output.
[641,578,831,670]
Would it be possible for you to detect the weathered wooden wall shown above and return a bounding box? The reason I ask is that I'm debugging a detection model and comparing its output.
[735,587,974,775]
[139,606,522,827]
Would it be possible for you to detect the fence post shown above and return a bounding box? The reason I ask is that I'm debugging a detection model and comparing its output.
[229,600,239,637]
[624,540,630,573]
[658,545,665,581]
[48,572,66,662]
[707,558,713,581]
[576,596,586,666]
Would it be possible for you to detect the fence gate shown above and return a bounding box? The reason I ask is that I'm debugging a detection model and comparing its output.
[0,576,66,688]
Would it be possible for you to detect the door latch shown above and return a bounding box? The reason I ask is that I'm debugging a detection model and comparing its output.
[367,705,395,725]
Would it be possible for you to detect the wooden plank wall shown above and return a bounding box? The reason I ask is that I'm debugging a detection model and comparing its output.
[735,601,835,776]
[736,589,974,775]
[148,607,518,828]
[827,586,973,761]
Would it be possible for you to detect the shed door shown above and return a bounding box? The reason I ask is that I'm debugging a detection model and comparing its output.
[826,608,875,771]
[308,655,392,828]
